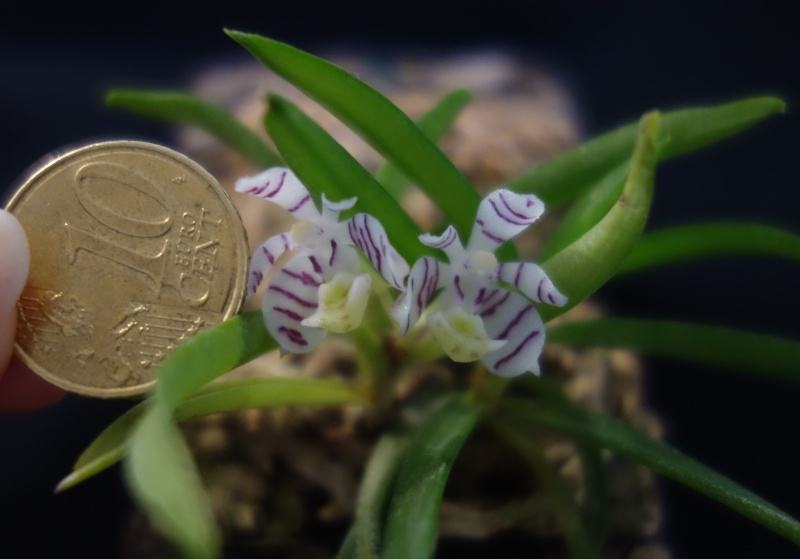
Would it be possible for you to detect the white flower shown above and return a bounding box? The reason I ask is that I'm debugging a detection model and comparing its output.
[235,167,409,353]
[392,189,566,377]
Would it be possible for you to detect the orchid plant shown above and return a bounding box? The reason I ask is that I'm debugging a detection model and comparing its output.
[54,30,800,559]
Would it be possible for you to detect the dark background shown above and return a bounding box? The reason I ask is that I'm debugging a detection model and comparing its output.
[1,1,798,557]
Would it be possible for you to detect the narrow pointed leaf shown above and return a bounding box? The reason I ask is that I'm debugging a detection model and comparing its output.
[353,434,410,559]
[576,434,607,551]
[500,396,800,546]
[539,112,660,322]
[226,30,481,241]
[538,160,629,260]
[375,88,472,201]
[156,309,277,408]
[619,222,800,273]
[265,94,427,263]
[336,528,357,559]
[382,394,482,559]
[58,377,362,491]
[120,310,278,559]
[106,90,282,168]
[125,405,220,559]
[508,97,784,207]
[58,405,144,492]
[548,318,800,383]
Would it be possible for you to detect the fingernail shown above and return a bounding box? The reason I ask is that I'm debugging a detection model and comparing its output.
[0,208,30,312]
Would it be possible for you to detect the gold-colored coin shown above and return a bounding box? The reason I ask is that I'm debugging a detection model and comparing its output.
[6,141,248,398]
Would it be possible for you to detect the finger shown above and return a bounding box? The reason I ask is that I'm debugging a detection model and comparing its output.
[0,208,30,375]
[0,208,65,411]
[0,355,65,413]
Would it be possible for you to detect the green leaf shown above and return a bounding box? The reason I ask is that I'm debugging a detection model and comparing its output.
[335,527,357,559]
[125,404,220,559]
[575,433,607,551]
[57,377,362,492]
[538,160,629,261]
[382,394,481,559]
[225,30,481,242]
[106,90,282,168]
[156,309,277,408]
[547,317,800,383]
[500,395,800,546]
[375,88,472,201]
[619,222,800,273]
[508,97,784,207]
[539,112,660,322]
[58,405,144,492]
[353,434,410,559]
[265,94,428,263]
[120,310,278,559]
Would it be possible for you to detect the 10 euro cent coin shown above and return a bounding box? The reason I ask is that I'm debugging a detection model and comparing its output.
[6,141,249,398]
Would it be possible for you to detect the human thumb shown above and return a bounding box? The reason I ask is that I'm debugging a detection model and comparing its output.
[0,208,30,374]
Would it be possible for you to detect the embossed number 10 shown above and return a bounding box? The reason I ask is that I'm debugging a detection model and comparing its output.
[65,162,173,296]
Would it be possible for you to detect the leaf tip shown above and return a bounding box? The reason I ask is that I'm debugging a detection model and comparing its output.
[54,472,79,493]
[104,89,121,107]
[757,96,787,115]
[222,28,245,40]
[640,110,661,142]
[224,29,269,52]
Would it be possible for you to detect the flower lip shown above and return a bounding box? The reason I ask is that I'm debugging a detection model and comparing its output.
[301,272,371,333]
[428,307,507,363]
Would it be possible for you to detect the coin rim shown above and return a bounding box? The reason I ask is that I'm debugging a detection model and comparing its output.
[6,140,249,398]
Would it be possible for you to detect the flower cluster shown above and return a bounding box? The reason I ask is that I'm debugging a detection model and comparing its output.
[235,168,566,376]
[234,167,408,353]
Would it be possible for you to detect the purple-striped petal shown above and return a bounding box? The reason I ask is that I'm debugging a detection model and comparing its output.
[346,213,410,290]
[262,253,326,354]
[419,225,467,265]
[235,167,318,221]
[289,220,358,278]
[467,189,545,252]
[245,233,295,301]
[479,290,545,377]
[391,256,445,335]
[496,262,567,307]
[321,193,357,215]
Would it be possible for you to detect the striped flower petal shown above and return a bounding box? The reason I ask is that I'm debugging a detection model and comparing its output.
[321,193,357,216]
[347,213,410,290]
[496,262,567,307]
[391,256,445,335]
[467,189,545,252]
[235,167,318,221]
[288,219,359,279]
[420,225,467,266]
[262,253,326,353]
[479,290,545,377]
[245,233,294,301]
